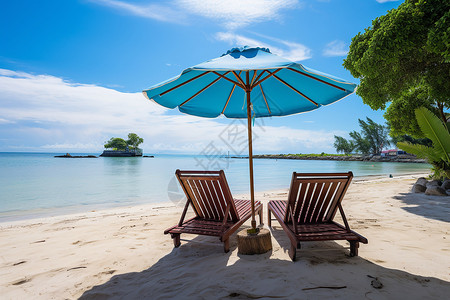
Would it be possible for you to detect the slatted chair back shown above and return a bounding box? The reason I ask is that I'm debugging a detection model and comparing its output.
[176,170,239,222]
[284,172,353,224]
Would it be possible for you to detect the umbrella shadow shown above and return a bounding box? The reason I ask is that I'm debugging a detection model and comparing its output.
[79,227,450,300]
[392,192,450,222]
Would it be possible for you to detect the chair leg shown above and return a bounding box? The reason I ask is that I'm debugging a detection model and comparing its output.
[171,233,181,248]
[268,208,272,227]
[289,242,298,261]
[259,206,264,225]
[223,238,230,253]
[349,241,359,257]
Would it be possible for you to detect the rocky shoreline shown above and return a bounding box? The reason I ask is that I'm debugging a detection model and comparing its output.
[232,154,426,163]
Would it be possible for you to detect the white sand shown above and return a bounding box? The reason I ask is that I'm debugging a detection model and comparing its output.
[0,174,449,299]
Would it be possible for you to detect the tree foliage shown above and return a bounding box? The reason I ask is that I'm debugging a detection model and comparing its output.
[104,133,144,151]
[333,136,355,155]
[334,118,390,155]
[357,118,391,155]
[343,0,450,137]
[127,133,144,150]
[349,131,372,155]
[104,137,127,151]
[391,135,432,148]
[397,107,450,178]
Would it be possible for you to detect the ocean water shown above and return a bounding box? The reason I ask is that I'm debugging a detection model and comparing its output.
[0,152,431,222]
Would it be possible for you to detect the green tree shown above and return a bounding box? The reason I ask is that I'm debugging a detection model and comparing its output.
[397,107,450,179]
[333,136,355,155]
[334,118,390,155]
[349,131,372,155]
[343,0,450,137]
[126,133,144,150]
[104,137,127,151]
[391,135,432,148]
[358,118,391,155]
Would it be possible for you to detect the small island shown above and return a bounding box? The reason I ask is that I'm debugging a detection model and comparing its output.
[54,153,97,158]
[100,133,145,157]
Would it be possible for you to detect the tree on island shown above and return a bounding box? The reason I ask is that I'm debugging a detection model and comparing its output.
[104,137,128,151]
[126,133,144,150]
[334,118,390,155]
[104,133,144,151]
[343,0,450,138]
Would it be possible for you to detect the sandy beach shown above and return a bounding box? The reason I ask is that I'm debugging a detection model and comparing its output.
[1,174,449,299]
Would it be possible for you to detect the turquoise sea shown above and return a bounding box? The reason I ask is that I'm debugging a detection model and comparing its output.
[0,152,431,222]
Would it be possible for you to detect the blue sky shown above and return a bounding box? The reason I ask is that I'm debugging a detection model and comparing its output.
[0,0,402,154]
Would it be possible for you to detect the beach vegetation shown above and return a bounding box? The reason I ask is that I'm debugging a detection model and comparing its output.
[343,0,450,138]
[391,135,433,148]
[126,133,144,150]
[334,118,390,155]
[333,136,355,155]
[397,107,450,179]
[104,137,127,151]
[104,133,144,151]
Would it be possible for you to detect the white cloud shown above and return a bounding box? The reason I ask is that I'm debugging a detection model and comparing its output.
[215,32,311,61]
[90,0,187,23]
[177,0,300,29]
[376,0,399,3]
[323,40,348,57]
[0,69,342,153]
[91,0,300,29]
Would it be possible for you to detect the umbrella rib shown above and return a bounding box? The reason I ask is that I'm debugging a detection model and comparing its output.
[259,84,271,115]
[179,71,230,107]
[250,70,257,86]
[271,72,319,107]
[287,67,347,92]
[221,84,237,114]
[259,85,272,115]
[212,71,244,89]
[160,71,211,96]
[252,68,282,88]
[232,71,246,88]
[251,70,266,87]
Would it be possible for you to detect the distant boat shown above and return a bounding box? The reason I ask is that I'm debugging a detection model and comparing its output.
[100,148,143,157]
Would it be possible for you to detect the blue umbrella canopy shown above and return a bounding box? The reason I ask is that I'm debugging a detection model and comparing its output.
[143,47,356,118]
[143,47,356,232]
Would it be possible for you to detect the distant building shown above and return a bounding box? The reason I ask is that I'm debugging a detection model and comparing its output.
[381,149,407,157]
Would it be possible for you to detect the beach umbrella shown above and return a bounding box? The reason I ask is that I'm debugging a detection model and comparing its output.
[142,46,356,231]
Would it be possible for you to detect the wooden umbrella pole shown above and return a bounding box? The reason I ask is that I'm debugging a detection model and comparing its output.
[245,71,257,231]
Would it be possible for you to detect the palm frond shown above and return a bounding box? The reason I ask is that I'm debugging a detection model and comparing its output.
[415,107,450,163]
[397,142,441,163]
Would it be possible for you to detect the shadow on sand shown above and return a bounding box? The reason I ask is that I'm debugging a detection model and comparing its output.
[393,192,450,222]
[79,225,450,299]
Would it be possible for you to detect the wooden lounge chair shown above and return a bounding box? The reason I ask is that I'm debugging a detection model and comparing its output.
[165,170,263,252]
[268,172,367,261]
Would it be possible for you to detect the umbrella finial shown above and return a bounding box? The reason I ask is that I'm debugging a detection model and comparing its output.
[221,46,271,57]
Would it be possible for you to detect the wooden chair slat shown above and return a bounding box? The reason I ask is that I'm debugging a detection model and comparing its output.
[310,181,331,223]
[190,179,209,219]
[212,180,227,219]
[325,180,347,221]
[219,172,239,222]
[285,178,300,222]
[304,182,325,223]
[267,172,367,261]
[199,179,218,220]
[317,182,337,222]
[206,180,224,219]
[298,182,315,224]
[182,178,203,218]
[165,170,263,253]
